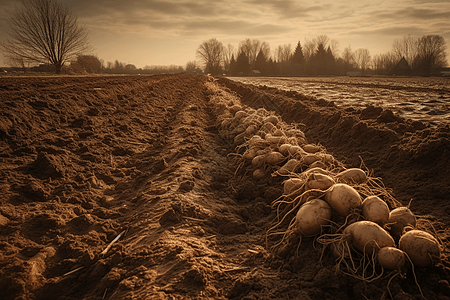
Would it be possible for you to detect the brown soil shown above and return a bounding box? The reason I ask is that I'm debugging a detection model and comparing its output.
[1,74,449,300]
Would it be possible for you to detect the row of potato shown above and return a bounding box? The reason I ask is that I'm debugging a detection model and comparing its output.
[217,103,441,277]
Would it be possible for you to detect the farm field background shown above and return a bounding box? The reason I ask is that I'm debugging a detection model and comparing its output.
[0,74,450,299]
[231,76,450,124]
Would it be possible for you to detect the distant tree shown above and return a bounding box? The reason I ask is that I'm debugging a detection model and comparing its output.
[354,48,371,74]
[292,41,305,75]
[274,44,292,75]
[309,42,327,75]
[274,44,292,63]
[234,51,250,75]
[106,61,113,70]
[238,39,270,68]
[114,60,124,73]
[125,64,137,73]
[229,54,237,76]
[302,39,316,63]
[186,60,201,74]
[254,49,268,75]
[392,35,418,70]
[196,38,224,75]
[0,0,91,74]
[341,46,356,72]
[222,43,235,75]
[414,35,448,76]
[70,55,101,73]
[292,41,305,64]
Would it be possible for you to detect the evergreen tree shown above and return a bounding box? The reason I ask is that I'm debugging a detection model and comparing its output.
[235,51,250,75]
[292,41,305,75]
[229,54,237,76]
[254,49,268,75]
[325,46,336,74]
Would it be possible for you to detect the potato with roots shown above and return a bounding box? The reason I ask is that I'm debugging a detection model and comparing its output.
[266,151,286,165]
[303,144,321,153]
[318,221,395,281]
[399,230,441,267]
[253,168,266,180]
[362,196,390,225]
[344,221,395,254]
[305,173,335,191]
[278,143,292,156]
[277,158,301,176]
[377,246,406,271]
[283,178,304,195]
[388,206,416,239]
[335,168,367,184]
[325,183,362,217]
[295,199,332,237]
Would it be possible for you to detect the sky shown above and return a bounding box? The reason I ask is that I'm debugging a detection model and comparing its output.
[0,0,449,69]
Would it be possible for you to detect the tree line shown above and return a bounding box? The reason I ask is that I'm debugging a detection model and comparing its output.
[195,35,448,77]
[1,0,447,77]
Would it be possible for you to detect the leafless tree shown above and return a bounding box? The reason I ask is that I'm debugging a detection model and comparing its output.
[238,38,270,67]
[341,46,356,70]
[392,35,418,68]
[222,43,235,74]
[354,48,371,73]
[415,35,448,75]
[185,60,201,74]
[302,39,316,62]
[0,0,91,74]
[274,44,292,63]
[196,38,224,75]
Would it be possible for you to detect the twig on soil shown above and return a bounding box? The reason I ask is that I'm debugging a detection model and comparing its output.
[62,266,84,277]
[101,230,126,255]
[182,216,207,222]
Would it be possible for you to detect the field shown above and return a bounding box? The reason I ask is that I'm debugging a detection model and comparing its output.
[0,74,450,300]
[231,76,450,124]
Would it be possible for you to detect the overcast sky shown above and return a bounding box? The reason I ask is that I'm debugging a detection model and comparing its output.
[1,0,449,68]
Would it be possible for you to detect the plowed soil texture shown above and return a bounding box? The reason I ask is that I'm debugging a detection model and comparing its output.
[1,73,449,300]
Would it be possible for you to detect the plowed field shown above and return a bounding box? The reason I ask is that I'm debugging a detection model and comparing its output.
[1,74,449,300]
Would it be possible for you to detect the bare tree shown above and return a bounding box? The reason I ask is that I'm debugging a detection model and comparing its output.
[392,35,418,68]
[0,0,91,74]
[415,35,448,75]
[354,48,371,73]
[196,38,224,75]
[222,43,235,74]
[341,46,356,71]
[302,39,316,62]
[274,44,292,63]
[238,39,270,68]
[186,60,201,74]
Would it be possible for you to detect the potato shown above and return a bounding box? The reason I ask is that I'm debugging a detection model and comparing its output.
[253,168,266,180]
[335,168,367,184]
[278,159,301,175]
[325,183,362,217]
[362,196,390,225]
[283,177,304,195]
[377,246,406,270]
[303,144,321,153]
[306,173,335,191]
[251,154,266,168]
[344,221,395,254]
[265,151,286,165]
[295,199,332,237]
[399,230,440,267]
[388,207,416,239]
[278,143,292,156]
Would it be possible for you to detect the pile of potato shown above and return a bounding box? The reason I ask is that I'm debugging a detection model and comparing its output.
[207,83,442,282]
